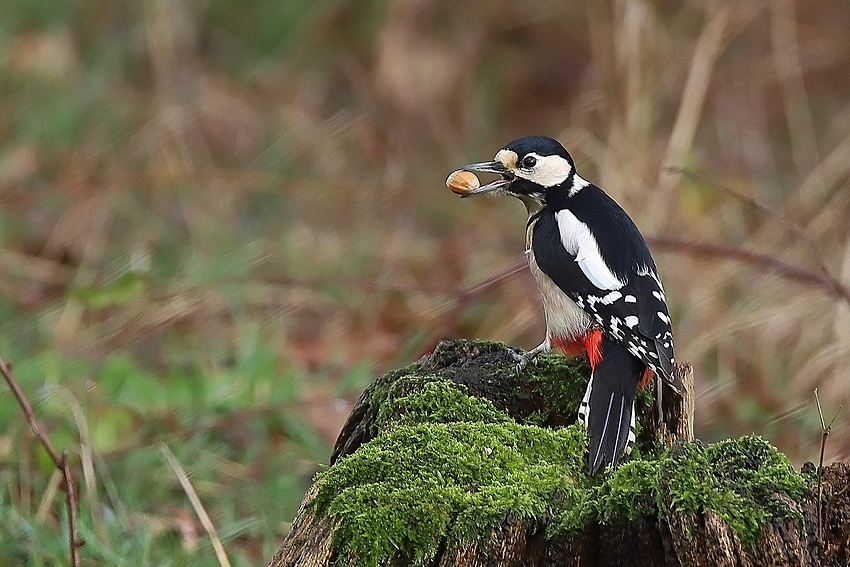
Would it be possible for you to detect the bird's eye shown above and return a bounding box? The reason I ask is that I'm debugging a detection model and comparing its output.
[521,156,537,169]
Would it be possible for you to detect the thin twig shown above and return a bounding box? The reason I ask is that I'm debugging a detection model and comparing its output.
[815,388,825,543]
[275,234,850,331]
[429,259,528,347]
[0,357,62,468]
[645,236,850,304]
[668,168,850,305]
[425,234,850,355]
[62,452,82,567]
[814,388,843,542]
[460,260,528,300]
[161,444,233,567]
[0,355,83,567]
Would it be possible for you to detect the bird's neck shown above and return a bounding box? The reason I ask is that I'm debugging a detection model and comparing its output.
[519,194,545,217]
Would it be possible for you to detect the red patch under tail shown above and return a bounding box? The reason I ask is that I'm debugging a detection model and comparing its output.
[639,367,654,390]
[550,335,585,357]
[550,329,604,369]
[583,329,603,369]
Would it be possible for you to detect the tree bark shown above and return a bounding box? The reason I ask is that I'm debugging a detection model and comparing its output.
[266,340,850,567]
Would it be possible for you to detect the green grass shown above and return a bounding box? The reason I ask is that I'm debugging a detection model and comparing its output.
[0,346,327,565]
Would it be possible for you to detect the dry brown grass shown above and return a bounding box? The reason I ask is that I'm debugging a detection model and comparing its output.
[2,0,850,477]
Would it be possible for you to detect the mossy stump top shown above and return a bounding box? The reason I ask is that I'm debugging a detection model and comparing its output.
[267,340,849,567]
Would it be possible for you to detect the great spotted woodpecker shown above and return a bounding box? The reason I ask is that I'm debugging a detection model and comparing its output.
[455,135,682,474]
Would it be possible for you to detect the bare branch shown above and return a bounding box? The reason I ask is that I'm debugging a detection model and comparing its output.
[814,388,843,542]
[668,168,850,304]
[646,236,850,305]
[430,259,527,344]
[0,354,83,567]
[0,356,63,468]
[62,452,83,567]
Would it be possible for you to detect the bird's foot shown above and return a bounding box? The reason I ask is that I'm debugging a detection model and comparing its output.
[507,345,544,375]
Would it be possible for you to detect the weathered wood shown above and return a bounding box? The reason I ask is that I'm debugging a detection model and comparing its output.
[659,363,695,446]
[266,485,333,567]
[266,340,850,567]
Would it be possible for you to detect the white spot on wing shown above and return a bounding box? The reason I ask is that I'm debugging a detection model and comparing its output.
[657,311,670,324]
[624,295,637,303]
[609,316,624,340]
[556,210,625,291]
[601,291,622,304]
[624,315,639,328]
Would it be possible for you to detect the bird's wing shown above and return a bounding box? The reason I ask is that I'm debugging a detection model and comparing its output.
[532,210,678,389]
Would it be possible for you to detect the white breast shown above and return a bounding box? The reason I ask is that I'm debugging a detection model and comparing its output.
[526,219,592,340]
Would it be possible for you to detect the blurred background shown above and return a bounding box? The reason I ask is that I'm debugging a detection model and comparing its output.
[1,0,849,563]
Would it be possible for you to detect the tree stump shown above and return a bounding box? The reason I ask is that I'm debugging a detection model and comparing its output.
[266,340,850,567]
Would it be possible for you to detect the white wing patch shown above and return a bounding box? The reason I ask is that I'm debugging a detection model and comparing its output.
[555,210,625,291]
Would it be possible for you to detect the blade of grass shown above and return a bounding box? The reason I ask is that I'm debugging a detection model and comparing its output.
[161,444,233,567]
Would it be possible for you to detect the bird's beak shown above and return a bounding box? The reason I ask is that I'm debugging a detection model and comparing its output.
[458,160,514,197]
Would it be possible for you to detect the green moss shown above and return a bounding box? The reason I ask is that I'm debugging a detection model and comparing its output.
[596,459,663,523]
[545,455,663,535]
[346,340,595,451]
[524,352,591,419]
[376,380,511,428]
[317,341,809,565]
[316,422,587,567]
[663,436,807,548]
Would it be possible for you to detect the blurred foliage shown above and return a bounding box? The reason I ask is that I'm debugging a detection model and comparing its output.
[0,0,849,563]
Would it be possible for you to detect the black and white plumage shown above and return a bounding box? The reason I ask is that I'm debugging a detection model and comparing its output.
[456,135,682,474]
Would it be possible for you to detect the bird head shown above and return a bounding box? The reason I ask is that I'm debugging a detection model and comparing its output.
[457,136,579,212]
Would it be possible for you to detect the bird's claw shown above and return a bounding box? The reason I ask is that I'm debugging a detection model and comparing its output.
[507,348,538,375]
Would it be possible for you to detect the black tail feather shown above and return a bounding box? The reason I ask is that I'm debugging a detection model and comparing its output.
[583,335,642,475]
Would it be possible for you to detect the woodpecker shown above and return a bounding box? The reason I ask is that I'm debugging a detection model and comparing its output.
[455,135,682,474]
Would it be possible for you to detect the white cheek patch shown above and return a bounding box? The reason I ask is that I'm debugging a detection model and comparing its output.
[514,153,572,187]
[556,209,625,291]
